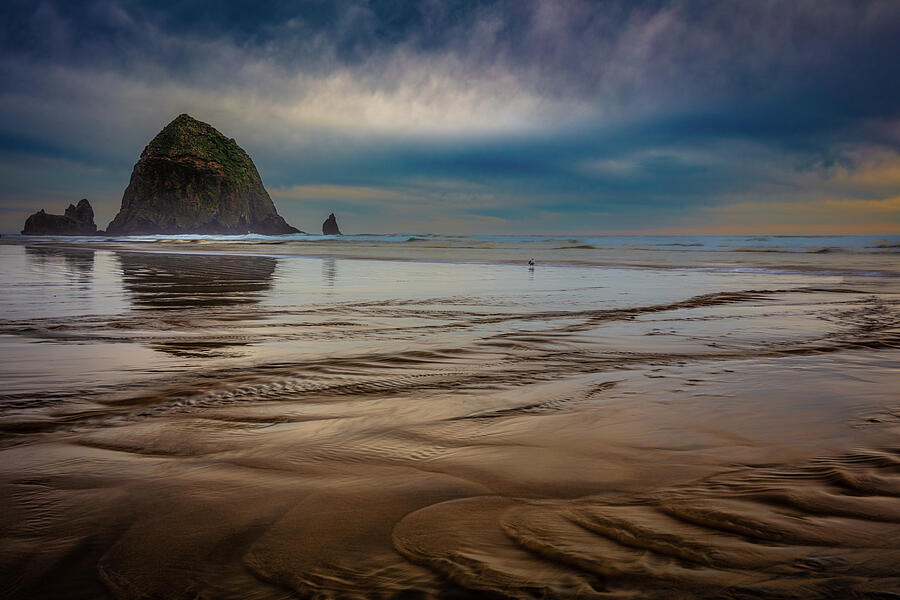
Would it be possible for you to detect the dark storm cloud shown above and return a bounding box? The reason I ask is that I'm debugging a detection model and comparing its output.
[1,0,898,233]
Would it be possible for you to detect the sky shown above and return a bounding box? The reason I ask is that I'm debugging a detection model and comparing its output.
[1,0,899,235]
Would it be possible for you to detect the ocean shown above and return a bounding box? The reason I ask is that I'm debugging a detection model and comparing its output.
[1,234,899,598]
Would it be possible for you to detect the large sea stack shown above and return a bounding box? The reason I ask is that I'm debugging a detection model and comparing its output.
[106,114,300,235]
[22,199,98,235]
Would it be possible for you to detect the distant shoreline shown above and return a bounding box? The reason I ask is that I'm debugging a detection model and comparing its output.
[3,234,898,279]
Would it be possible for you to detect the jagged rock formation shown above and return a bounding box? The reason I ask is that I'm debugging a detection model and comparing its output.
[21,199,98,235]
[106,114,300,235]
[322,213,342,235]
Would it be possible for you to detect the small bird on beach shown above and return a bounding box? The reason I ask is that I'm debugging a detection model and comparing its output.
[528,257,535,266]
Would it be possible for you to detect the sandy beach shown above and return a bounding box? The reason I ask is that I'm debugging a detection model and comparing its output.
[0,236,898,599]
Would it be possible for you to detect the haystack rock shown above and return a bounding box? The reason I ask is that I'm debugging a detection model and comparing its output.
[322,212,342,235]
[106,114,300,235]
[22,199,98,235]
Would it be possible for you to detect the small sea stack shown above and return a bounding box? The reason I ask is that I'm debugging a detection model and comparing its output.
[21,198,98,235]
[322,212,342,235]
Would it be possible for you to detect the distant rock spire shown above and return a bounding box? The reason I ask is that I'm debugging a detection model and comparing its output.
[322,213,342,235]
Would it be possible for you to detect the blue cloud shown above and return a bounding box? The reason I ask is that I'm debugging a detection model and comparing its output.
[1,0,898,233]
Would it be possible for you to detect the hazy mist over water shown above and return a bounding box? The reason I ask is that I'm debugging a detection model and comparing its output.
[1,237,899,598]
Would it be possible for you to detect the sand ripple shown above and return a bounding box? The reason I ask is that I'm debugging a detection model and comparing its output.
[1,249,899,598]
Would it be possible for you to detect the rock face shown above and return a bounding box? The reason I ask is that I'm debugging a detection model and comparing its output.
[106,114,300,235]
[322,213,342,235]
[22,199,98,235]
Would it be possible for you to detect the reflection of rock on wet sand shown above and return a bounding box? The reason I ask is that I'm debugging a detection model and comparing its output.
[116,251,276,310]
[116,252,277,357]
[25,245,95,284]
[321,258,336,289]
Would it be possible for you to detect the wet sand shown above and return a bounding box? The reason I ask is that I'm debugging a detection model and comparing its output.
[1,242,899,599]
